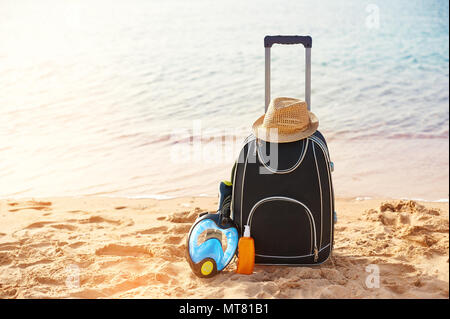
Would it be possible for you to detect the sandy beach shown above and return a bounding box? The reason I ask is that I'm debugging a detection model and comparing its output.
[0,0,448,304]
[0,196,447,299]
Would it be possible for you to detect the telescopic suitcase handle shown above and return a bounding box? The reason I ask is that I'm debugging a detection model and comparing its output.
[264,35,312,111]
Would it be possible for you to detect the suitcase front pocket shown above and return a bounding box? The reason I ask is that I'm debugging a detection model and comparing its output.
[247,196,318,261]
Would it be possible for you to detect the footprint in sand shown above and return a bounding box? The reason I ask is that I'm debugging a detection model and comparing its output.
[68,210,87,214]
[166,211,200,224]
[95,244,153,257]
[135,226,168,235]
[379,263,416,275]
[159,244,186,259]
[0,251,12,266]
[164,235,184,245]
[68,241,87,249]
[8,200,53,212]
[67,215,133,227]
[79,216,122,225]
[169,224,192,234]
[28,201,52,206]
[25,221,55,229]
[0,241,21,252]
[17,258,53,269]
[9,206,52,212]
[50,224,78,231]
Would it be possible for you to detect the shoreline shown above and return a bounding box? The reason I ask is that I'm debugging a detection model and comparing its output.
[0,196,448,298]
[1,137,448,201]
[1,194,448,203]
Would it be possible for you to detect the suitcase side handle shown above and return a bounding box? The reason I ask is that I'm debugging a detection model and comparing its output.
[264,35,312,111]
[264,35,312,48]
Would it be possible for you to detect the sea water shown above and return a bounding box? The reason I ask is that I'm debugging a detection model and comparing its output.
[0,0,448,200]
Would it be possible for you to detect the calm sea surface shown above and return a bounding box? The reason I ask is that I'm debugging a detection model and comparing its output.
[0,0,448,200]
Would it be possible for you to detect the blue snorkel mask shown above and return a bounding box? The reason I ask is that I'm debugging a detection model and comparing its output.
[186,182,239,278]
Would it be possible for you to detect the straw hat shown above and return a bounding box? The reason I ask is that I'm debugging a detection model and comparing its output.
[252,97,319,143]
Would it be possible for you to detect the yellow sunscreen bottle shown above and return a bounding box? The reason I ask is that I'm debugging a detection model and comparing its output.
[236,225,255,275]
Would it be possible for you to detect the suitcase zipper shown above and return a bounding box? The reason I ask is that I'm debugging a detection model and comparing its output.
[314,247,319,262]
[246,196,318,260]
[309,135,334,254]
[309,135,331,163]
[256,139,308,174]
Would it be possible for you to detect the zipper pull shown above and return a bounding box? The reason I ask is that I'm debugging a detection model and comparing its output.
[314,247,319,262]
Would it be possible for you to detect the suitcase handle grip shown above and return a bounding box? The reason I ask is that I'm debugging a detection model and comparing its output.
[264,35,312,48]
[264,35,312,111]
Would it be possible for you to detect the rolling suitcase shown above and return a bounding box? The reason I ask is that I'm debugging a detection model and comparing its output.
[231,35,335,265]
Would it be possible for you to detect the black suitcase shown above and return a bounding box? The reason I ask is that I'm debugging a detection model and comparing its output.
[231,36,335,265]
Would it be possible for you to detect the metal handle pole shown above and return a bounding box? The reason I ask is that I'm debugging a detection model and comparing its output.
[305,47,311,110]
[264,36,312,111]
[265,47,271,112]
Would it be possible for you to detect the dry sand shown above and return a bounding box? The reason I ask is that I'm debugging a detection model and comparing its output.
[0,197,448,299]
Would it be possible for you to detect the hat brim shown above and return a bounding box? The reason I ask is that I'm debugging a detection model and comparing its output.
[252,112,319,143]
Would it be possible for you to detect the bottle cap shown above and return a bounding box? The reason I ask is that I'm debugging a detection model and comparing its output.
[244,225,251,237]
